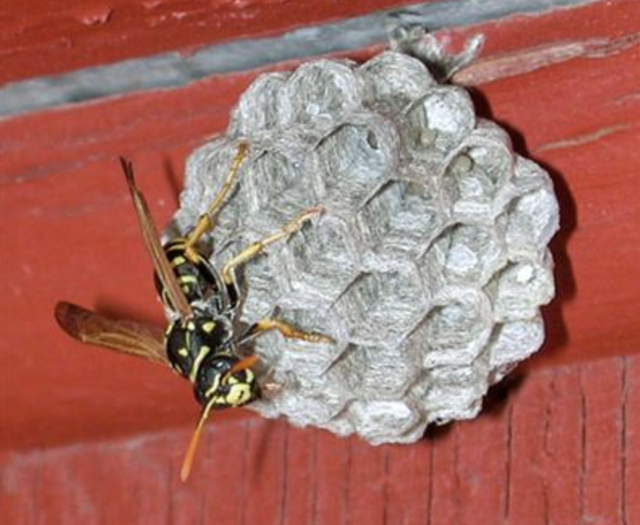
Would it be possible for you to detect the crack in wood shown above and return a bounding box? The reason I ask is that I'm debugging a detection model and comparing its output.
[0,0,598,118]
[426,442,434,525]
[382,449,390,525]
[454,32,640,86]
[504,404,513,523]
[278,425,290,525]
[536,123,633,152]
[543,479,551,525]
[579,367,587,522]
[311,431,319,525]
[453,429,462,525]
[344,438,353,525]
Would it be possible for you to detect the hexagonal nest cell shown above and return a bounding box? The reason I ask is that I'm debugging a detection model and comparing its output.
[171,49,559,444]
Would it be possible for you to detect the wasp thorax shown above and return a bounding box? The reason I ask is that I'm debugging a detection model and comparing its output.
[194,353,259,409]
[165,313,232,379]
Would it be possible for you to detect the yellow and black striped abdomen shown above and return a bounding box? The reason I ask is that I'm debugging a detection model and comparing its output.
[154,239,222,310]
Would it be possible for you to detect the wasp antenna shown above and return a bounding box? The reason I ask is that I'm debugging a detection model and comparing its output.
[119,157,132,183]
[180,403,214,482]
[120,157,139,196]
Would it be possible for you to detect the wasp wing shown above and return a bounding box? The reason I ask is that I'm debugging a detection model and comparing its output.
[54,301,169,366]
[120,158,192,319]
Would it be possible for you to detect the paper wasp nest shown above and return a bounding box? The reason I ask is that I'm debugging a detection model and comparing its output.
[171,50,559,444]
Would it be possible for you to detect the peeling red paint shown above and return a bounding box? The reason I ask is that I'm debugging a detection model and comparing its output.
[0,0,423,84]
[453,33,640,86]
[73,5,114,26]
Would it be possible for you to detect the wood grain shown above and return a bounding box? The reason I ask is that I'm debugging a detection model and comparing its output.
[1,355,637,525]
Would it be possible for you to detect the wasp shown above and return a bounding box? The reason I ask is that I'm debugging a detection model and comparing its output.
[55,143,332,481]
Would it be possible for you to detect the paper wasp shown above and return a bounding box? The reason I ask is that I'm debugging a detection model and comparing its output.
[55,143,332,480]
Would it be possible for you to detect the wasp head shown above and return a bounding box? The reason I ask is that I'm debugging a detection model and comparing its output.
[194,353,260,409]
[181,352,259,482]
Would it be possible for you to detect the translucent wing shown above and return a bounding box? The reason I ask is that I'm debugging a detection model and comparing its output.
[120,158,192,319]
[54,301,169,366]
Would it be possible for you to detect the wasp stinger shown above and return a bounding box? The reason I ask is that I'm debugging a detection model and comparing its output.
[55,143,333,481]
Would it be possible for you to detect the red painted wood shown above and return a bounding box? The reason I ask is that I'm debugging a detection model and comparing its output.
[627,357,640,525]
[1,0,639,454]
[384,442,432,525]
[0,0,422,85]
[280,426,320,524]
[538,366,582,524]
[454,403,510,523]
[1,355,637,525]
[347,441,388,525]
[508,376,551,525]
[428,426,460,525]
[243,419,287,524]
[580,360,626,522]
[314,429,351,524]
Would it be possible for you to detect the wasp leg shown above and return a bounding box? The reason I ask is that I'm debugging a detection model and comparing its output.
[223,354,259,381]
[239,318,334,345]
[184,142,249,261]
[221,206,324,286]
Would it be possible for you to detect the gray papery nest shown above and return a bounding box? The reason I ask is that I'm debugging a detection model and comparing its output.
[169,39,559,444]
